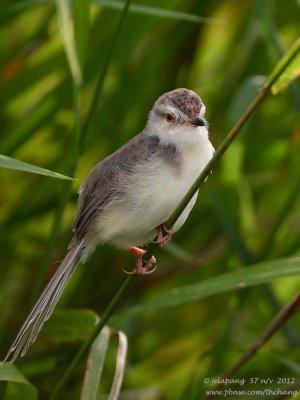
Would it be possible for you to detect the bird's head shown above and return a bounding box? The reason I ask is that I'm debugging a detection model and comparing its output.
[147,88,208,148]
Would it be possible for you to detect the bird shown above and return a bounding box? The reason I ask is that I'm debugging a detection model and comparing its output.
[4,88,215,362]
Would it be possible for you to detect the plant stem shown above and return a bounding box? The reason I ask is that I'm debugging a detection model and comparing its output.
[259,179,300,260]
[50,39,300,398]
[49,275,136,400]
[79,0,132,150]
[166,37,300,229]
[205,187,297,347]
[203,292,300,399]
[253,0,300,109]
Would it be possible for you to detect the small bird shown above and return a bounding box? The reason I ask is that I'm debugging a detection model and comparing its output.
[4,88,214,362]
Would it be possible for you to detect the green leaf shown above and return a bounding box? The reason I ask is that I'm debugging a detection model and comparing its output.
[80,326,110,400]
[275,356,300,375]
[41,309,99,345]
[272,52,300,94]
[0,154,73,180]
[0,362,38,400]
[55,0,82,86]
[2,88,63,155]
[108,331,128,400]
[264,37,300,94]
[74,0,91,69]
[94,0,218,24]
[9,0,219,24]
[122,257,300,314]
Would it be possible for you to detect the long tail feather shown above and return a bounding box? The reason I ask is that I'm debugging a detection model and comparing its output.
[4,242,84,362]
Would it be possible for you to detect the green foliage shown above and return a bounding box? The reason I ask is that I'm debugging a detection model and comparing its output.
[123,256,300,314]
[0,154,73,180]
[80,326,110,400]
[55,0,82,85]
[270,38,300,94]
[0,0,299,399]
[73,0,91,70]
[0,362,37,400]
[42,309,99,344]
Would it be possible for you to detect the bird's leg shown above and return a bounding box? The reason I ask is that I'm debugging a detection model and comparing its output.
[154,224,174,247]
[124,246,157,275]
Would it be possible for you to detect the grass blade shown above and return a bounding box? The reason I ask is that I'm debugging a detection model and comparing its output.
[55,0,82,86]
[265,37,300,94]
[260,179,300,259]
[123,257,300,314]
[94,0,219,24]
[108,331,128,400]
[80,0,131,149]
[74,0,91,69]
[0,154,73,180]
[80,326,110,400]
[10,0,219,24]
[275,356,300,375]
[0,362,38,399]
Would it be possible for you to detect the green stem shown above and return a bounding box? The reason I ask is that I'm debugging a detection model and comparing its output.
[203,292,300,400]
[253,0,300,109]
[49,275,136,400]
[259,179,300,260]
[165,37,300,229]
[49,37,300,400]
[79,0,132,150]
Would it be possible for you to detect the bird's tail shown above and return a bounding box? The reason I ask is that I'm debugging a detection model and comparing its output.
[4,241,84,363]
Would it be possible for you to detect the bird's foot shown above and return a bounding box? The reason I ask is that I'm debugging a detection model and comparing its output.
[152,224,174,247]
[124,247,157,275]
[136,254,157,275]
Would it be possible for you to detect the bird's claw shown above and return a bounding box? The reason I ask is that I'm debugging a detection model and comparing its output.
[123,254,157,275]
[137,255,157,275]
[151,224,174,247]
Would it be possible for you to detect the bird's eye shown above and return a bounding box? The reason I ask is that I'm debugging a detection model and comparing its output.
[165,113,174,123]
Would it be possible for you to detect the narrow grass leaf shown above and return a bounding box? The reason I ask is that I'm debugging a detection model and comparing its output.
[122,257,300,314]
[108,331,128,400]
[0,362,38,399]
[94,0,219,24]
[2,91,62,156]
[80,326,111,400]
[55,0,82,86]
[264,37,300,94]
[272,51,300,94]
[206,187,253,265]
[74,0,91,69]
[14,0,219,24]
[275,356,300,375]
[80,0,131,149]
[0,154,73,180]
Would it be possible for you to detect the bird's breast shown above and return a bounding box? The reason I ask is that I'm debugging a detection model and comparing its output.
[123,139,214,225]
[94,137,214,248]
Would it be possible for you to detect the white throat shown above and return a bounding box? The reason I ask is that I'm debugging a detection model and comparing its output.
[146,123,211,153]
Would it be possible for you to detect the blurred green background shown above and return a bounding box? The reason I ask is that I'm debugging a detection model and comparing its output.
[0,0,299,399]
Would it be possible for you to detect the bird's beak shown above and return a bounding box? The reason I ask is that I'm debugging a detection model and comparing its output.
[191,117,207,127]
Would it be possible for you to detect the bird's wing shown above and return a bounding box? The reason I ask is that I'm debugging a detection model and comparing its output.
[73,133,162,241]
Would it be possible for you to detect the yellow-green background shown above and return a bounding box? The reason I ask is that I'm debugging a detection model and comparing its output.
[0,0,299,399]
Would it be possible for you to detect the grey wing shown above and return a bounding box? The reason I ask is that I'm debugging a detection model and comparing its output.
[73,160,117,241]
[73,133,161,241]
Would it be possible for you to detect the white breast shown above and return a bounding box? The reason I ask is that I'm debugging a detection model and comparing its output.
[93,131,214,249]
